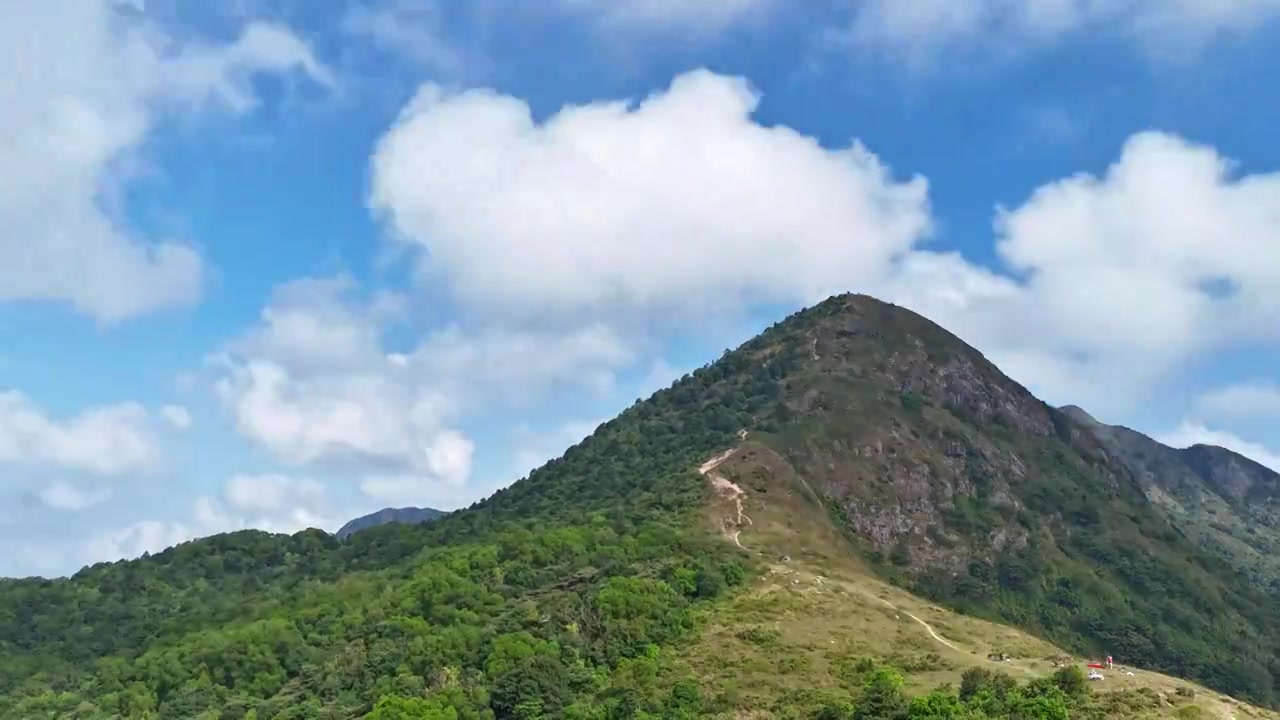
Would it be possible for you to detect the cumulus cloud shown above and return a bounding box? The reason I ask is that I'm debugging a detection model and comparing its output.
[0,0,330,321]
[212,473,339,533]
[367,69,1280,417]
[879,132,1280,414]
[200,71,1280,542]
[83,519,196,565]
[367,68,1280,418]
[844,0,1280,60]
[76,472,342,571]
[0,391,162,475]
[211,277,634,504]
[1157,422,1280,473]
[213,278,465,482]
[370,69,931,326]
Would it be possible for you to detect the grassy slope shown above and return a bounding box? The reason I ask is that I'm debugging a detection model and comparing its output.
[672,440,1279,720]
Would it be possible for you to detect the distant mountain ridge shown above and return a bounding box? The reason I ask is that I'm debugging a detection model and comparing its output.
[1057,405,1280,593]
[335,506,446,539]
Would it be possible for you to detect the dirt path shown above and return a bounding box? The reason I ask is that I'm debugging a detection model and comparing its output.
[700,449,752,549]
[871,596,963,653]
[699,448,737,475]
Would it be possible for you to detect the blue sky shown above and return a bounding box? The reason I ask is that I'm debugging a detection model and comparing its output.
[4,0,1280,577]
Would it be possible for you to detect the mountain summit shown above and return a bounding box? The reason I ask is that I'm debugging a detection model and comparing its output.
[1,293,1278,716]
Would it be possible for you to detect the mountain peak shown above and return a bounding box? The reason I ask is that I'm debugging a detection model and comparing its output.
[335,506,446,539]
[7,293,1280,715]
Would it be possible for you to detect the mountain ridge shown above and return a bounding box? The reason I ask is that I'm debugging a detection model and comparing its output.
[334,506,447,539]
[1,293,1278,716]
[1058,411,1280,594]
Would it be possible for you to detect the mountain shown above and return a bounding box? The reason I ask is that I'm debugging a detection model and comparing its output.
[671,440,1271,718]
[1057,407,1280,594]
[1,293,1278,718]
[335,506,447,539]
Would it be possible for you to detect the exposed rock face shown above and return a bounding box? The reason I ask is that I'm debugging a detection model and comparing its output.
[1182,444,1280,503]
[728,295,1280,588]
[731,294,1064,571]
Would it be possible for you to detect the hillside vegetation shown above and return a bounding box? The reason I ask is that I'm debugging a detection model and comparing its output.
[679,438,1279,719]
[0,294,1277,718]
[1061,406,1280,595]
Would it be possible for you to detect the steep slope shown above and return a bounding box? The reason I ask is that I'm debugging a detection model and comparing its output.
[1,293,1278,717]
[335,506,447,539]
[679,439,1279,718]
[1059,406,1280,594]
[708,296,1280,706]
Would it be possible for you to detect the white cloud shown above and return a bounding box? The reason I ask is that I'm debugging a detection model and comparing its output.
[84,519,196,564]
[214,473,338,533]
[199,75,1280,549]
[367,71,1280,417]
[0,1,330,321]
[216,352,460,477]
[1196,383,1280,420]
[879,132,1280,415]
[37,481,111,512]
[76,472,343,571]
[0,391,162,475]
[1156,422,1280,473]
[365,72,1280,419]
[213,278,457,479]
[212,276,634,505]
[370,69,931,327]
[160,405,192,430]
[844,0,1280,60]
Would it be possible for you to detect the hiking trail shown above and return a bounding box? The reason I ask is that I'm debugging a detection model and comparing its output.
[700,448,752,549]
[872,595,963,653]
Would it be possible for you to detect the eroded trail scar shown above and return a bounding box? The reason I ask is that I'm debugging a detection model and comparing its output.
[873,596,962,653]
[700,449,750,549]
[699,448,737,475]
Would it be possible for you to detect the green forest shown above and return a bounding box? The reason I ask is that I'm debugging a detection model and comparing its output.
[0,323,777,717]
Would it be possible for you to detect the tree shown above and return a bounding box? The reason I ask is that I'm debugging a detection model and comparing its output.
[490,655,573,719]
[366,695,459,720]
[959,668,991,702]
[907,690,966,719]
[854,668,909,720]
[1050,666,1087,700]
